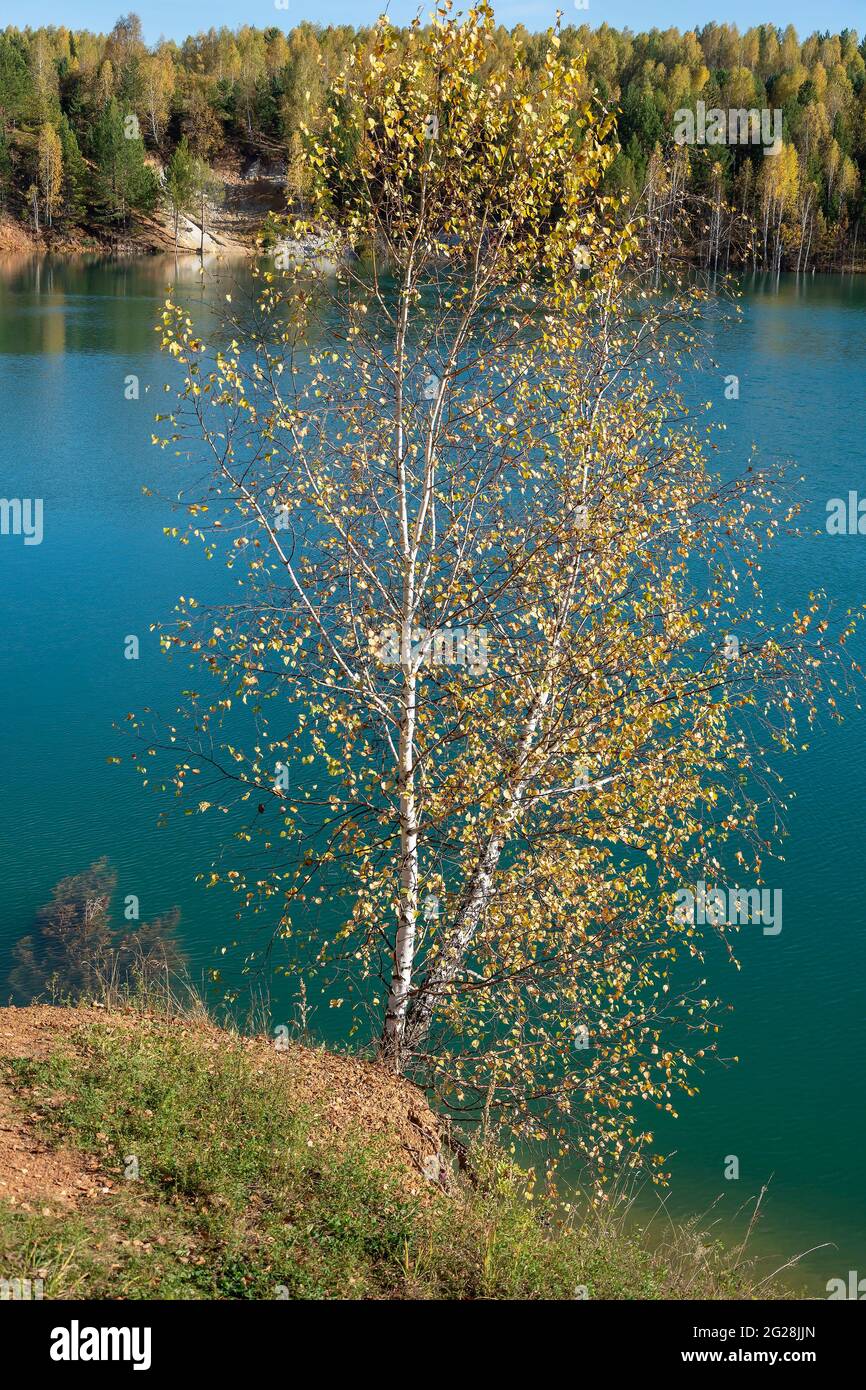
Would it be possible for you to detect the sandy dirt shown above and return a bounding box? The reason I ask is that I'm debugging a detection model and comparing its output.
[0,1006,109,1211]
[0,1005,445,1211]
[0,162,287,260]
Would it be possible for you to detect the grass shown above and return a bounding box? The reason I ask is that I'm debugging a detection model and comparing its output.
[0,1009,789,1300]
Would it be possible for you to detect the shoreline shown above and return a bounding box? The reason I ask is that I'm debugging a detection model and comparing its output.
[2,216,863,278]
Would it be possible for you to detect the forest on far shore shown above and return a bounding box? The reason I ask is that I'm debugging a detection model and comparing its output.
[1,13,866,269]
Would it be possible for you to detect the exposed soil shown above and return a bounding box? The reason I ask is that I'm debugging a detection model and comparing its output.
[0,1005,445,1211]
[0,214,39,255]
[253,1036,445,1196]
[0,1006,108,1211]
[0,160,287,260]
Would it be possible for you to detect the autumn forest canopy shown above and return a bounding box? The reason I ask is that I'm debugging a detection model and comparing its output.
[1,12,866,269]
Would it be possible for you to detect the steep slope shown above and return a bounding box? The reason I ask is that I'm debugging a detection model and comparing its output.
[0,1004,785,1300]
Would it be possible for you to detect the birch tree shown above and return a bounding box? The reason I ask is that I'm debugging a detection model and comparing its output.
[140,48,175,147]
[37,121,62,227]
[143,6,848,1181]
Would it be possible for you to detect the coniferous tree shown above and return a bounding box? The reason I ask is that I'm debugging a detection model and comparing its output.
[0,18,864,267]
[90,96,157,229]
[0,32,29,136]
[164,133,195,252]
[190,154,222,255]
[57,111,86,226]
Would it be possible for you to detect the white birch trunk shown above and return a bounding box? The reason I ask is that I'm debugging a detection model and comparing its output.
[381,264,421,1067]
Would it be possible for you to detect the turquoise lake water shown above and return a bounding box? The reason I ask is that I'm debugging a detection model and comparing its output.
[0,255,864,1292]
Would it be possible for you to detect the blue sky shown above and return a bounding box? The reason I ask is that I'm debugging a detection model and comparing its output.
[2,1,864,44]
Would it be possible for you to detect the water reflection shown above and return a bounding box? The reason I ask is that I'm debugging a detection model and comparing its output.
[0,253,252,355]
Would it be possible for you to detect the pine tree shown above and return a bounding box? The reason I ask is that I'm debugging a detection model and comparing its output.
[0,128,12,211]
[57,111,86,226]
[164,134,195,253]
[0,32,29,134]
[90,97,157,229]
[190,154,221,256]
